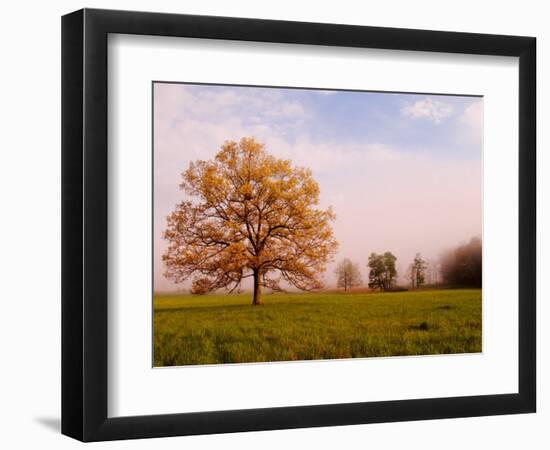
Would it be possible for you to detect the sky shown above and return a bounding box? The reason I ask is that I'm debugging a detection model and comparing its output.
[153,82,482,292]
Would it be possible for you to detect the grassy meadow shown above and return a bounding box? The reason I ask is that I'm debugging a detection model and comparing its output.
[153,289,482,367]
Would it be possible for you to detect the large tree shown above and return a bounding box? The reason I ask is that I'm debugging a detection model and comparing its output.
[335,258,362,291]
[163,137,338,305]
[367,252,397,291]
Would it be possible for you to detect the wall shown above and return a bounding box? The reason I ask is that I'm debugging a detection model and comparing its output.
[0,0,546,448]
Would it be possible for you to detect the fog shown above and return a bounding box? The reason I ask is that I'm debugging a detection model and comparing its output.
[153,83,482,293]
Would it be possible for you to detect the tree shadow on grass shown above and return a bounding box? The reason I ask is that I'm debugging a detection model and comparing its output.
[154,301,304,314]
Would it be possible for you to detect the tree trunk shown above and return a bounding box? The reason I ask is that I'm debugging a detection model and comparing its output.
[252,269,262,305]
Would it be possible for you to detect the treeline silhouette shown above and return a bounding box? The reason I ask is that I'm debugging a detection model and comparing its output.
[439,237,482,288]
[335,237,482,291]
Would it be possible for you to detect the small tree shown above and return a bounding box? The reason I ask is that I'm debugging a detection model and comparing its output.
[335,258,362,291]
[367,251,397,291]
[412,253,427,289]
[406,263,416,289]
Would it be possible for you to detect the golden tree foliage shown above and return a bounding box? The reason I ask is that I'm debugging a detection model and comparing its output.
[163,137,338,305]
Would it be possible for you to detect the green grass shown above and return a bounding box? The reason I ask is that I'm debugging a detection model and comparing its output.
[153,289,482,366]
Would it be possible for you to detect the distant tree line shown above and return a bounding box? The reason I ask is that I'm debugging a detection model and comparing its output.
[439,237,482,288]
[335,237,482,292]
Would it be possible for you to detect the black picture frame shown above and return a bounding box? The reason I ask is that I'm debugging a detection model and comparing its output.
[61,8,536,442]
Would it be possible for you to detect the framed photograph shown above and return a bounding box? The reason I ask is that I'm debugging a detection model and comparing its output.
[61,8,536,442]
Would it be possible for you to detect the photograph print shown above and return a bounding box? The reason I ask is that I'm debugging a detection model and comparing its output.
[153,82,482,367]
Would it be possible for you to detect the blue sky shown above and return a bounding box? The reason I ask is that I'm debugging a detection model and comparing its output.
[161,84,482,157]
[154,83,482,292]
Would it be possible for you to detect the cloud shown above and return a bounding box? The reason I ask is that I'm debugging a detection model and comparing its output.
[364,143,402,161]
[265,101,305,118]
[401,98,454,124]
[459,100,483,143]
[154,83,306,125]
[263,139,404,173]
[317,90,338,96]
